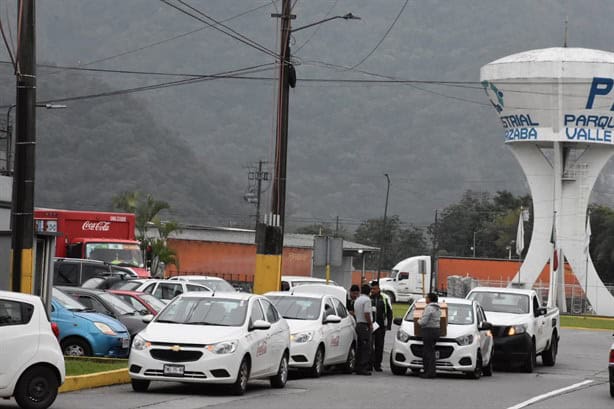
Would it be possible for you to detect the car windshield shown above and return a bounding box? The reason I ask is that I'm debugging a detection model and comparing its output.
[85,242,144,268]
[155,297,247,326]
[139,294,167,313]
[99,293,137,315]
[468,292,530,314]
[403,302,474,325]
[291,280,337,287]
[53,288,87,311]
[192,279,235,292]
[267,296,321,320]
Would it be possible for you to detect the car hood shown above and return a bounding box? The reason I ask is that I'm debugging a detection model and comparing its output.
[142,322,245,344]
[286,319,321,334]
[73,311,128,332]
[399,321,474,338]
[482,311,529,326]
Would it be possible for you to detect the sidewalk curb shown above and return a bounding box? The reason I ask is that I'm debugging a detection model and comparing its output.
[59,368,130,393]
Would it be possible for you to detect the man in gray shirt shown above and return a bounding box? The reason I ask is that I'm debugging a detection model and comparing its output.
[418,292,441,378]
[354,284,373,375]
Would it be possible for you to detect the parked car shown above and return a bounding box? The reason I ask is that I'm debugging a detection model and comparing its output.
[129,292,290,395]
[133,279,211,303]
[54,258,136,287]
[0,291,65,409]
[265,290,356,376]
[610,340,614,397]
[280,275,340,291]
[57,286,150,338]
[390,297,494,379]
[109,278,150,291]
[168,275,236,292]
[51,288,131,357]
[108,290,167,316]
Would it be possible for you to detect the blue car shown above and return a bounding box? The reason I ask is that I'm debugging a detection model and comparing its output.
[52,287,131,357]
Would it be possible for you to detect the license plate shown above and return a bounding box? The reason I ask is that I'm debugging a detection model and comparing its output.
[122,338,130,349]
[435,351,440,360]
[163,364,185,377]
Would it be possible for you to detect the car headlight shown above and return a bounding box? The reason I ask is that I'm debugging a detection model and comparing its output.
[456,335,474,346]
[132,335,150,351]
[94,322,116,336]
[207,340,238,354]
[291,331,314,343]
[507,325,527,336]
[396,329,410,343]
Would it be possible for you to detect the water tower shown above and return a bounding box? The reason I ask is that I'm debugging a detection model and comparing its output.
[481,48,614,315]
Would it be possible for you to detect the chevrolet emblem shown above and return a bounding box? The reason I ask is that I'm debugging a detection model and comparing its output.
[170,345,181,352]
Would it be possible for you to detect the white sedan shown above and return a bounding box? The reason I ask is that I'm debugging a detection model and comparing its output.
[390,297,494,379]
[265,291,356,377]
[128,292,290,395]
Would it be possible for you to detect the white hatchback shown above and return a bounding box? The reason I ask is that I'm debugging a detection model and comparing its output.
[134,279,212,303]
[129,292,290,395]
[0,291,65,409]
[265,291,356,377]
[390,297,494,379]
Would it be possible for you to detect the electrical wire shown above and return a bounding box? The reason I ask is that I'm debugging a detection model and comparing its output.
[294,0,338,53]
[161,0,280,61]
[0,12,14,69]
[345,0,408,70]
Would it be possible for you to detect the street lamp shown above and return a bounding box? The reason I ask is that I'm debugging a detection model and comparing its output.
[1,103,67,175]
[291,13,361,33]
[376,173,391,281]
[358,249,366,283]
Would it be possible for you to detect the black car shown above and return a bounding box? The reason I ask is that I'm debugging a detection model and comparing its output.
[54,258,137,287]
[56,286,149,338]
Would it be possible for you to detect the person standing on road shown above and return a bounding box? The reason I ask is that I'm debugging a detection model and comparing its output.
[354,284,373,376]
[347,284,360,318]
[370,280,392,372]
[418,292,441,378]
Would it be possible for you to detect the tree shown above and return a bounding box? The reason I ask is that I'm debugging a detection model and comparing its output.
[294,223,350,239]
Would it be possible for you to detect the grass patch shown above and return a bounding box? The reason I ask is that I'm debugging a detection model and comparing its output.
[65,358,128,376]
[392,303,410,319]
[561,315,614,330]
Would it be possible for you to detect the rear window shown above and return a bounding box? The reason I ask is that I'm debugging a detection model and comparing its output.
[0,299,34,326]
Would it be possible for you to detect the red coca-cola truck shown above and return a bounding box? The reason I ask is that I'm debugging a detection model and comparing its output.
[34,208,150,277]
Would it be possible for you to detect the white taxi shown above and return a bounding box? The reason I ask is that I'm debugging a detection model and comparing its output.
[128,292,290,395]
[390,297,494,379]
[265,290,356,377]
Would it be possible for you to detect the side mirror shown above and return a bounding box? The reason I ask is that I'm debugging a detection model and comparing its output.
[142,314,153,323]
[393,317,403,326]
[250,319,271,331]
[478,321,492,331]
[324,315,341,324]
[537,307,547,316]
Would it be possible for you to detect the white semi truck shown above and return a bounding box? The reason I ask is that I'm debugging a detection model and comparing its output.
[379,255,431,303]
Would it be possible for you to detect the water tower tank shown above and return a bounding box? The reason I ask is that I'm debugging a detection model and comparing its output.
[481,47,614,315]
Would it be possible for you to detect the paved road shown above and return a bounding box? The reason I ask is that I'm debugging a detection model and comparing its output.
[2,327,611,409]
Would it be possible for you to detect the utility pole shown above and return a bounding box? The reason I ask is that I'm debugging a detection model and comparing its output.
[11,0,36,293]
[255,160,265,226]
[254,0,294,294]
[376,173,391,281]
[245,160,269,227]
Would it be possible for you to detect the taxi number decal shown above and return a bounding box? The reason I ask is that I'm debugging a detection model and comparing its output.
[257,341,267,356]
[330,336,340,347]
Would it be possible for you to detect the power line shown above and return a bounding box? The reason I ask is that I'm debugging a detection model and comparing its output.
[160,0,280,61]
[293,0,339,53]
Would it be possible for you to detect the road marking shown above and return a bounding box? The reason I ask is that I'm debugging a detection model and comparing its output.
[507,380,593,409]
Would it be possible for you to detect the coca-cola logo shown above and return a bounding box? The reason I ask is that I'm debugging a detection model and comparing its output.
[82,221,111,232]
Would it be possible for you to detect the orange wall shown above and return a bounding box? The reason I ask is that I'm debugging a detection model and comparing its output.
[436,257,580,291]
[165,239,312,278]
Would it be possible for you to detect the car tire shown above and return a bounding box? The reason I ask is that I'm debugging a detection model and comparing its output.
[523,341,536,373]
[131,379,150,392]
[542,334,558,366]
[467,352,482,380]
[482,350,494,377]
[610,381,614,398]
[230,358,250,396]
[61,337,92,357]
[309,346,324,378]
[270,353,288,388]
[14,366,59,409]
[389,352,407,376]
[342,344,356,374]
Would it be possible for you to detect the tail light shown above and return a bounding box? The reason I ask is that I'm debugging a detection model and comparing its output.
[51,322,60,341]
[609,349,614,364]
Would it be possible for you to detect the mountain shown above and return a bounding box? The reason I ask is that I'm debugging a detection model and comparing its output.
[1,0,614,228]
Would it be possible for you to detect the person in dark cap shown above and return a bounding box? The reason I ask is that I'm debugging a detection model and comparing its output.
[354,283,373,375]
[370,280,393,372]
[347,284,360,318]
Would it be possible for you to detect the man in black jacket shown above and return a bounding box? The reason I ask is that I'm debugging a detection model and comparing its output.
[370,280,393,372]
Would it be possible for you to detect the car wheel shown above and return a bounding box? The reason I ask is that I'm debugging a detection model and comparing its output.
[309,346,324,378]
[389,352,407,376]
[542,334,558,366]
[14,366,59,409]
[230,358,250,396]
[342,344,356,374]
[523,341,536,373]
[610,381,614,398]
[61,337,92,357]
[131,379,150,392]
[467,352,482,380]
[270,354,288,388]
[482,350,494,377]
